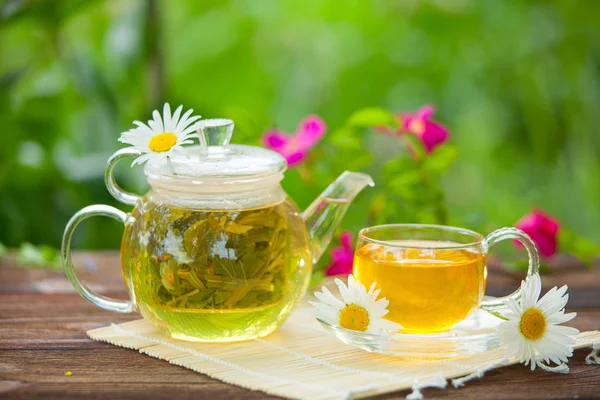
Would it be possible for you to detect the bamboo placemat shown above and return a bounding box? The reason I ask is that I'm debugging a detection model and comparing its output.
[87,310,600,400]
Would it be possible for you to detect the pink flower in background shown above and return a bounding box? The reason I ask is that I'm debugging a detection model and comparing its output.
[515,209,560,258]
[325,231,355,276]
[399,105,450,153]
[262,115,326,167]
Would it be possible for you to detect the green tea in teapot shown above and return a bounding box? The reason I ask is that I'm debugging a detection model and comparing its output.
[121,199,310,342]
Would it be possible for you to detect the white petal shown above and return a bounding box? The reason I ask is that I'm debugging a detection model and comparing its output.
[506,298,522,316]
[181,113,202,128]
[538,286,569,315]
[352,281,368,308]
[120,127,151,138]
[497,320,519,339]
[119,135,151,149]
[347,274,357,288]
[172,105,183,127]
[522,342,536,365]
[367,282,376,295]
[132,120,152,132]
[364,300,388,319]
[308,300,335,313]
[131,152,156,166]
[526,348,537,370]
[546,311,577,325]
[314,287,345,310]
[163,103,173,132]
[180,116,203,135]
[503,332,526,358]
[147,119,161,133]
[118,136,140,146]
[522,274,541,310]
[335,278,353,304]
[497,320,521,353]
[176,130,196,143]
[176,109,195,132]
[535,335,573,364]
[547,323,579,337]
[371,288,381,300]
[320,310,340,325]
[152,109,164,132]
[540,330,575,349]
[374,296,390,310]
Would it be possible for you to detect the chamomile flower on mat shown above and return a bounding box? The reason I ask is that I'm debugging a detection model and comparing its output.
[119,103,202,166]
[497,274,579,371]
[310,274,401,333]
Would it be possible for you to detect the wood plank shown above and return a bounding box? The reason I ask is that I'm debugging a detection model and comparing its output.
[0,252,128,295]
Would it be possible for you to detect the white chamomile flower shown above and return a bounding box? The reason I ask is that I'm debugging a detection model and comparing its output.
[497,273,579,371]
[310,274,401,333]
[164,228,193,264]
[119,103,202,166]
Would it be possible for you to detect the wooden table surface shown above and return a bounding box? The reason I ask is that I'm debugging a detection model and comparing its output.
[1,252,599,399]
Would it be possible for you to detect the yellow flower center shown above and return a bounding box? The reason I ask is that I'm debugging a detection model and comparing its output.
[339,304,370,331]
[148,132,177,152]
[520,308,547,340]
[408,119,425,135]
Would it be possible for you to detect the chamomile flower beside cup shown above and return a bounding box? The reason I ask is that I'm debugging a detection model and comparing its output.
[310,275,401,334]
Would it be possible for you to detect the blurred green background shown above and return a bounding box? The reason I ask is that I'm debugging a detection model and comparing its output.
[1,0,599,255]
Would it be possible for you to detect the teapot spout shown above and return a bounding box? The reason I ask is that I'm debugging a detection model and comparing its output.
[303,171,374,264]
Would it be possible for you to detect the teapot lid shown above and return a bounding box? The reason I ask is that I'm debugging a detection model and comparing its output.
[144,119,287,190]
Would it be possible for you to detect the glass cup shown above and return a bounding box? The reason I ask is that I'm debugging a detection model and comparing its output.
[352,224,540,334]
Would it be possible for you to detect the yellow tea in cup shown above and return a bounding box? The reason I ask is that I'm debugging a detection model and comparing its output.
[352,224,541,334]
[353,241,486,333]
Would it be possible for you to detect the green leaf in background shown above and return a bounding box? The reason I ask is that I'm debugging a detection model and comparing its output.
[347,108,397,128]
[329,127,363,150]
[422,145,458,175]
[381,156,414,177]
[559,228,600,267]
[0,242,6,259]
[381,157,420,198]
[17,243,62,271]
[387,172,420,200]
[396,132,426,160]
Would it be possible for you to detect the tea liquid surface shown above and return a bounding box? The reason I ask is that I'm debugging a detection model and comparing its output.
[353,240,486,333]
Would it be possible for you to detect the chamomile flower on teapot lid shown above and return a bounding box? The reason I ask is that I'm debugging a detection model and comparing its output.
[118,103,286,189]
[119,103,201,166]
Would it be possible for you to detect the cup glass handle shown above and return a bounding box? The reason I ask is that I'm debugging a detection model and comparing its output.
[480,227,540,311]
[105,148,142,206]
[61,204,135,313]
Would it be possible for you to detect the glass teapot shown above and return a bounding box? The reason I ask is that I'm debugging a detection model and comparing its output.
[62,119,373,342]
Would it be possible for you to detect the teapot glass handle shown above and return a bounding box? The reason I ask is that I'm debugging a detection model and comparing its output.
[105,148,142,206]
[480,227,540,311]
[61,204,135,313]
